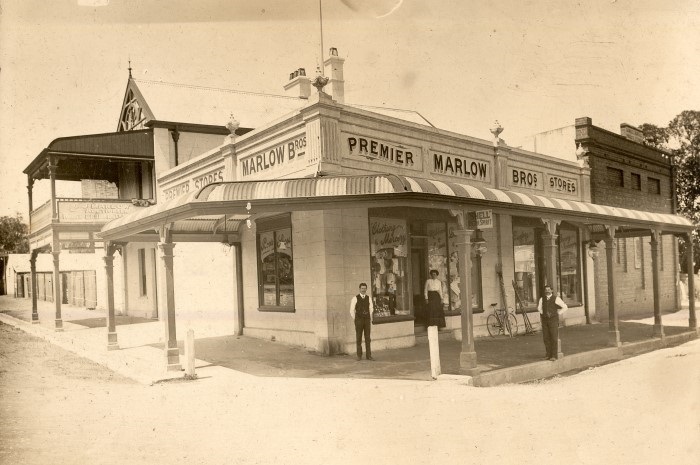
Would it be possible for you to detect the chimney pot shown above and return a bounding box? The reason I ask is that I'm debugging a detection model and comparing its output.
[329,47,338,57]
[298,68,306,76]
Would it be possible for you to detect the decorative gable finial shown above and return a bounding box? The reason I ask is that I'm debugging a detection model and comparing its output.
[225,113,240,144]
[128,59,132,79]
[312,65,329,93]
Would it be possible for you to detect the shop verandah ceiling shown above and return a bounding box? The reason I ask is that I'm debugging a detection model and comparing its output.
[99,174,695,242]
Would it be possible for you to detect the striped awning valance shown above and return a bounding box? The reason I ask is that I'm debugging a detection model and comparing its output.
[100,174,693,240]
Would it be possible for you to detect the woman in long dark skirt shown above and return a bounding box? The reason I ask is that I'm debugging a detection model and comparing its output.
[424,269,446,328]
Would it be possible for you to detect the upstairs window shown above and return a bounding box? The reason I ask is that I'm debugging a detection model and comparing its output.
[607,167,624,187]
[630,173,641,190]
[648,177,661,195]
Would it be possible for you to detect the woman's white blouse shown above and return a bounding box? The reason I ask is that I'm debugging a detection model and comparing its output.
[424,278,444,302]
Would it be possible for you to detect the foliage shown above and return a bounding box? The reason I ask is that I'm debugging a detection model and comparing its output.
[0,214,30,254]
[641,111,700,273]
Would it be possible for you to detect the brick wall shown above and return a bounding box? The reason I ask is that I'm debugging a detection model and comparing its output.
[593,236,678,319]
[588,154,673,213]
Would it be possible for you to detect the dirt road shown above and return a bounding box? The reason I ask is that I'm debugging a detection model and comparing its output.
[1,321,698,465]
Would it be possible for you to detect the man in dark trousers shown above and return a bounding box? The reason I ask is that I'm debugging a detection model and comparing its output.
[537,285,568,361]
[350,282,375,361]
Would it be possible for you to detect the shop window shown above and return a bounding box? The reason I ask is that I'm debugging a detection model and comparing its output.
[557,227,581,305]
[138,248,147,296]
[370,217,409,317]
[631,173,641,190]
[607,167,624,187]
[256,216,295,310]
[513,225,539,307]
[513,220,581,308]
[648,177,661,194]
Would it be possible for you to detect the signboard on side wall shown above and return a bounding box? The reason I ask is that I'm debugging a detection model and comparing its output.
[238,133,307,179]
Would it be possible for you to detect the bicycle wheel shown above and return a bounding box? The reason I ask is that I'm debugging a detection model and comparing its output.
[486,314,500,337]
[506,313,518,337]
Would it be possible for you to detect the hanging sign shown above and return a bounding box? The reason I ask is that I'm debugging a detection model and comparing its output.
[476,210,493,229]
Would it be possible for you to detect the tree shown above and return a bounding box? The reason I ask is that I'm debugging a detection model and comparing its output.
[0,214,29,254]
[641,110,700,274]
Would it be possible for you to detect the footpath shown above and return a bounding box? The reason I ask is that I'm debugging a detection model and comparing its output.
[0,295,697,387]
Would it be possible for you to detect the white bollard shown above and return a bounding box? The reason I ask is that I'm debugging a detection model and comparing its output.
[185,328,196,378]
[428,325,441,379]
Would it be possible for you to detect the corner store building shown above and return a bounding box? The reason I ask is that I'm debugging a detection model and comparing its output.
[97,67,696,372]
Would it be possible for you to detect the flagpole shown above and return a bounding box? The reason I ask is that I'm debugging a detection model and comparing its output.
[319,0,324,72]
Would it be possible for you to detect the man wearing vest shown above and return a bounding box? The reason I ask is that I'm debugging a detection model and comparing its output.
[537,285,568,361]
[350,282,375,361]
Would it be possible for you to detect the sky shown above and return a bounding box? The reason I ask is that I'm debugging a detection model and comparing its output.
[1,0,699,219]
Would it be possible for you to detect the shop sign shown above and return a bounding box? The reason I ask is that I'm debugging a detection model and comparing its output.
[162,167,225,200]
[240,134,307,177]
[431,151,490,182]
[547,174,577,194]
[509,168,544,190]
[346,135,419,169]
[370,217,407,257]
[58,201,135,223]
[476,210,493,229]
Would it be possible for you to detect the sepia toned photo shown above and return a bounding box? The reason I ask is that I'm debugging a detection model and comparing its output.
[1,1,698,464]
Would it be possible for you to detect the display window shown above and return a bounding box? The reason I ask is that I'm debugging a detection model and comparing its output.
[512,219,581,308]
[557,226,581,305]
[256,215,295,311]
[370,213,483,323]
[369,217,409,317]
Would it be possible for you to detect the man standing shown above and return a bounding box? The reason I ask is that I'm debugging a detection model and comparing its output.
[350,282,374,361]
[537,285,568,361]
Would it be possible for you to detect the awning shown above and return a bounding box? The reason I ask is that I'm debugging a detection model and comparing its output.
[99,174,694,240]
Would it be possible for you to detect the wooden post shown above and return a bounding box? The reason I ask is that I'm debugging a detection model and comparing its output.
[427,325,441,379]
[687,232,697,332]
[650,230,664,339]
[452,212,478,375]
[605,226,621,347]
[541,219,563,358]
[185,328,196,378]
[52,248,63,332]
[157,226,181,371]
[104,242,119,350]
[30,250,39,324]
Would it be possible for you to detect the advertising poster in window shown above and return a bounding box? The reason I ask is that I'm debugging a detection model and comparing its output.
[259,231,278,306]
[276,228,294,307]
[369,218,408,317]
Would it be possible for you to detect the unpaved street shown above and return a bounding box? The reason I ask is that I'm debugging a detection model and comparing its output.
[1,321,698,465]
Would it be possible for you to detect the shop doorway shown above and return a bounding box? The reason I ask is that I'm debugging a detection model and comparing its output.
[411,245,428,329]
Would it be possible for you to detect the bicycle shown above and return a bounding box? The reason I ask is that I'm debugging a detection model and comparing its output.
[486,303,518,338]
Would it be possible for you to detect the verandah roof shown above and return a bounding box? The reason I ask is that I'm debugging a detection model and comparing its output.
[99,174,694,241]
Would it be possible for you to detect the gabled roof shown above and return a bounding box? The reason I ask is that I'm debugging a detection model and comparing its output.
[121,79,308,131]
[117,78,434,132]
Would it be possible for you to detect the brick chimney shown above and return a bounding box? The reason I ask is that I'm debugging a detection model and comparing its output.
[284,68,311,99]
[323,47,345,104]
[620,123,644,144]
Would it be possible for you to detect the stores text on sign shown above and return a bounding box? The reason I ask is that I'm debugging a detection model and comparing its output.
[162,168,224,201]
